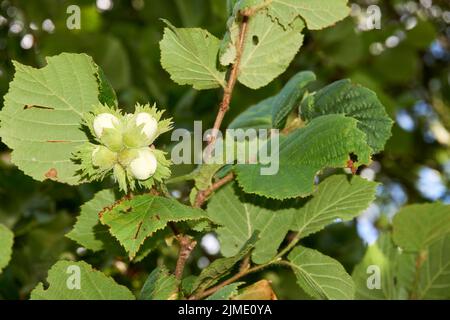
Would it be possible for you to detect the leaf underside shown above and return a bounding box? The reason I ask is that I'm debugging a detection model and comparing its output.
[207,183,298,264]
[0,53,115,185]
[288,246,355,300]
[160,23,226,90]
[292,174,378,239]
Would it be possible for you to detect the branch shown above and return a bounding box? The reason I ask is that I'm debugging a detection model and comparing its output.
[174,235,197,280]
[187,232,302,300]
[178,11,252,287]
[194,172,235,208]
[205,16,249,151]
[275,232,302,259]
[188,263,267,300]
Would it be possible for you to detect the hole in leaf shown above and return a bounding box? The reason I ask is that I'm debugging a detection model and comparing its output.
[44,168,58,180]
[23,105,54,110]
[349,153,358,162]
[252,35,259,45]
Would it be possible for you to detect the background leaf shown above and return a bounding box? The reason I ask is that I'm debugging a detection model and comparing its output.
[228,97,274,130]
[0,224,14,274]
[207,183,296,264]
[30,260,135,300]
[192,237,255,292]
[392,203,450,252]
[232,280,277,300]
[292,175,378,238]
[415,235,450,299]
[206,282,244,300]
[66,189,117,252]
[352,233,415,300]
[140,266,179,300]
[288,246,355,300]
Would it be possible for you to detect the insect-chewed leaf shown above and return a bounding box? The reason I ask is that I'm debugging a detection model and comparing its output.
[288,246,355,300]
[238,11,304,89]
[66,190,169,261]
[30,260,135,300]
[160,21,226,90]
[240,0,350,31]
[0,224,14,274]
[292,174,378,238]
[235,114,373,200]
[100,194,207,259]
[0,53,116,185]
[66,189,118,252]
[301,79,393,153]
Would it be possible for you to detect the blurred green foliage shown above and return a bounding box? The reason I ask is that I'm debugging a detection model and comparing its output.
[0,0,449,299]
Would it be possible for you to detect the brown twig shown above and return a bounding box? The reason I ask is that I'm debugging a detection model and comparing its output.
[205,16,249,151]
[194,172,235,208]
[174,235,197,280]
[175,11,252,291]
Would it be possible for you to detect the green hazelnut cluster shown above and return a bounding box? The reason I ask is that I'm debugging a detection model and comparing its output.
[75,103,172,192]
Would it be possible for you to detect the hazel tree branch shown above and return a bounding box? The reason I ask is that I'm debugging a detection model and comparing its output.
[188,263,267,300]
[184,10,254,291]
[205,15,249,150]
[174,235,197,280]
[194,172,235,208]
